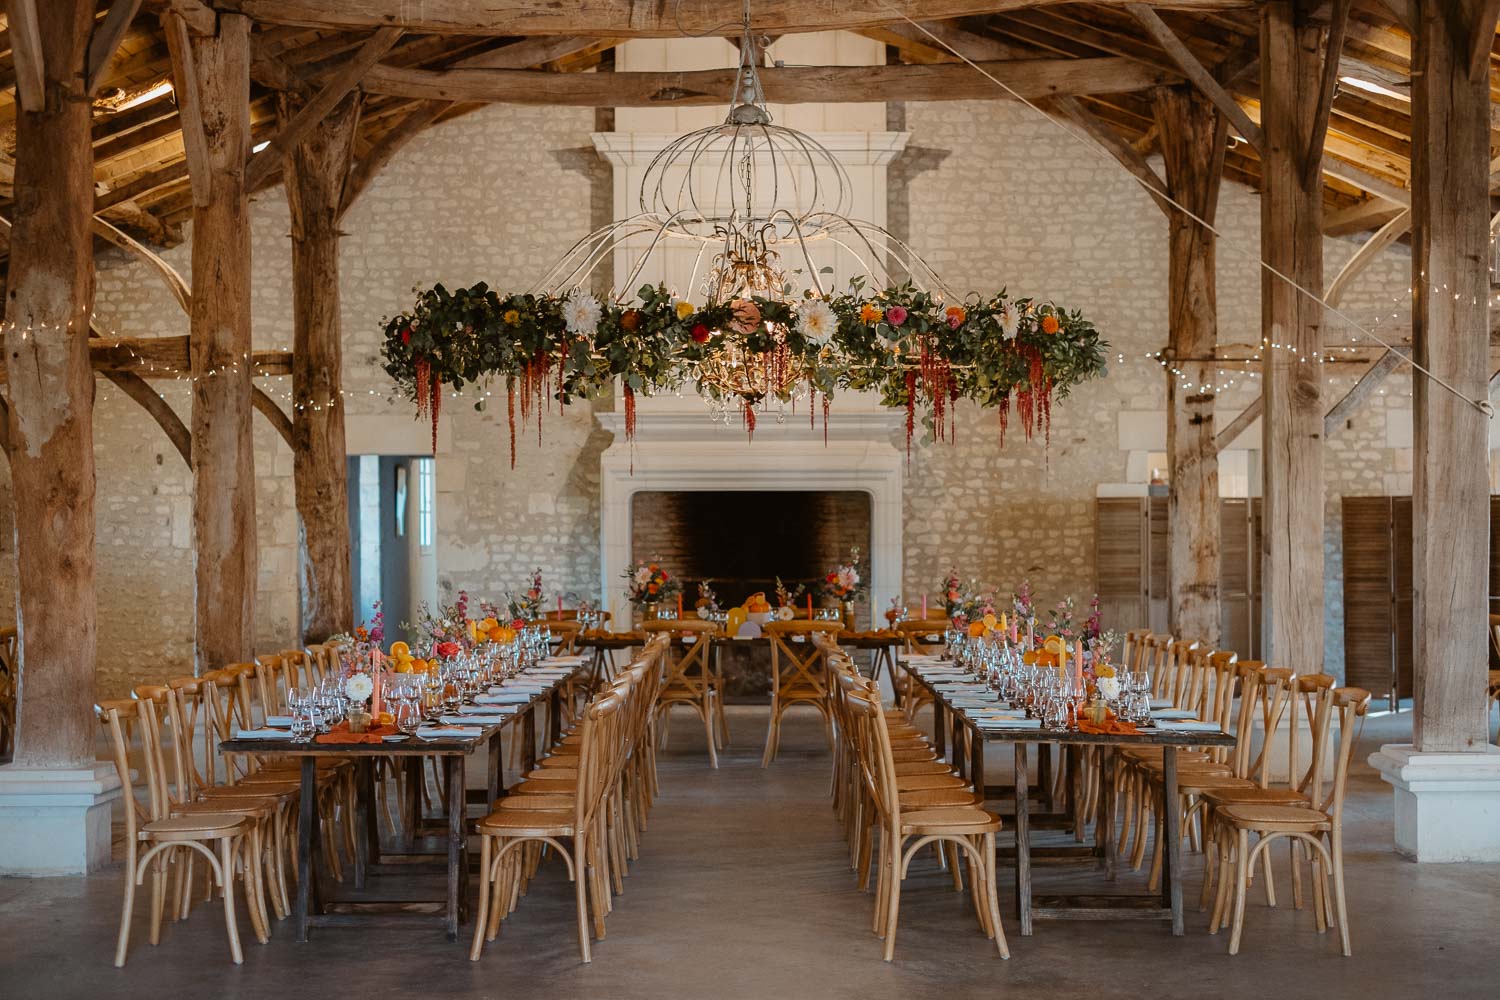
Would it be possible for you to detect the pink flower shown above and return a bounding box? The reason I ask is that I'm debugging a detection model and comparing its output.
[947,313,963,330]
[886,305,908,326]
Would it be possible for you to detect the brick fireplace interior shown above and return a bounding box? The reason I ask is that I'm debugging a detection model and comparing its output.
[630,490,872,618]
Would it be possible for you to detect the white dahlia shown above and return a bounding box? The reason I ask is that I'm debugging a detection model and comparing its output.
[796,298,838,343]
[562,288,601,336]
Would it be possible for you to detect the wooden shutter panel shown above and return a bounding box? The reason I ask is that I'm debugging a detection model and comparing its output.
[1096,498,1148,631]
[1342,496,1395,697]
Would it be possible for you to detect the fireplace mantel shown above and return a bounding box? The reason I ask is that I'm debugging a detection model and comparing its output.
[597,408,904,630]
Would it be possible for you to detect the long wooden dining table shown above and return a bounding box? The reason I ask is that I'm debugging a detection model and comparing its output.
[901,657,1235,936]
[220,658,588,943]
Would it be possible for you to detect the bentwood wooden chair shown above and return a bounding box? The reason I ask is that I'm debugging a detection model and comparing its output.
[845,681,1008,961]
[762,619,846,767]
[99,697,261,967]
[471,686,631,963]
[893,618,950,719]
[645,618,721,767]
[0,625,15,759]
[1210,687,1371,956]
[1201,674,1338,923]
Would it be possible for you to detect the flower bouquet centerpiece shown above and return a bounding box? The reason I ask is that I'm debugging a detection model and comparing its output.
[820,546,865,629]
[506,568,544,623]
[410,590,475,662]
[1013,579,1037,647]
[695,580,721,619]
[330,602,386,670]
[942,576,996,631]
[623,558,680,622]
[775,575,807,620]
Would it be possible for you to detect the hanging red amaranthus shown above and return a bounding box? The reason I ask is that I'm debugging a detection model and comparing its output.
[507,377,517,470]
[414,358,431,421]
[904,369,917,462]
[429,376,441,454]
[622,383,636,440]
[822,392,831,447]
[997,392,1010,447]
[743,399,757,441]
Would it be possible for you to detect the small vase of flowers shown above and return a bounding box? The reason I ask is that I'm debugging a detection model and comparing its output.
[623,558,680,622]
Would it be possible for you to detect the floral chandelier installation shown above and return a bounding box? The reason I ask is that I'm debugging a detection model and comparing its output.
[380,6,1108,464]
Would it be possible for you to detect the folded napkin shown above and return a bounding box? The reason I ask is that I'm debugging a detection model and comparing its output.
[264,715,293,728]
[1151,709,1198,721]
[1149,698,1175,710]
[1153,720,1223,733]
[441,713,507,725]
[970,708,1028,719]
[976,718,1043,730]
[477,692,533,705]
[540,655,588,667]
[234,728,290,740]
[416,726,483,740]
[902,655,947,664]
[456,705,518,717]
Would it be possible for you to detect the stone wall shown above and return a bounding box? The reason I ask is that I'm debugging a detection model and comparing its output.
[0,97,1418,695]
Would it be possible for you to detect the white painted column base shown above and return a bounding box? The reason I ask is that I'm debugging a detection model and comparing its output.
[1368,744,1500,862]
[0,762,123,875]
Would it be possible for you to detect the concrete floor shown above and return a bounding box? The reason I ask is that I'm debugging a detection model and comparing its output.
[2,706,1498,1000]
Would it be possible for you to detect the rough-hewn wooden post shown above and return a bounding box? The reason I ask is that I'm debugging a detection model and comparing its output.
[1258,0,1324,670]
[2,0,97,767]
[1410,0,1491,750]
[169,12,258,671]
[1154,85,1224,646]
[284,93,356,642]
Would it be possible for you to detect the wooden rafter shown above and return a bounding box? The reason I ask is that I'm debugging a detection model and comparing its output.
[1126,4,1263,150]
[1213,396,1262,454]
[1471,0,1500,82]
[244,26,402,190]
[251,385,294,448]
[1323,348,1408,435]
[86,0,146,95]
[1326,208,1411,306]
[5,0,47,112]
[1304,0,1353,188]
[160,10,211,206]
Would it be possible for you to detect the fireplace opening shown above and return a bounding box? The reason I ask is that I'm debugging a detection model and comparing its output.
[630,490,872,616]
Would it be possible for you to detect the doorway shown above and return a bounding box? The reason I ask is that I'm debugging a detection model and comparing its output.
[348,455,438,634]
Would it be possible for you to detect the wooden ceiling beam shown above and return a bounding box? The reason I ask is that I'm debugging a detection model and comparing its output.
[5,0,45,112]
[0,336,292,381]
[1126,4,1263,149]
[357,56,1180,106]
[1304,0,1354,188]
[86,0,145,95]
[213,1,1257,38]
[244,25,401,190]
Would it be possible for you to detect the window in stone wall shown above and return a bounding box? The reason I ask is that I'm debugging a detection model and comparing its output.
[417,458,435,550]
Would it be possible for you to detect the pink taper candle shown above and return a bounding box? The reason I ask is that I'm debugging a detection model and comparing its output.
[677,593,683,618]
[1075,640,1083,680]
[922,593,928,618]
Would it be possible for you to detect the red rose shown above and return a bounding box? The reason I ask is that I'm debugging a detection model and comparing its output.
[435,641,460,659]
[401,328,412,344]
[691,323,711,344]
